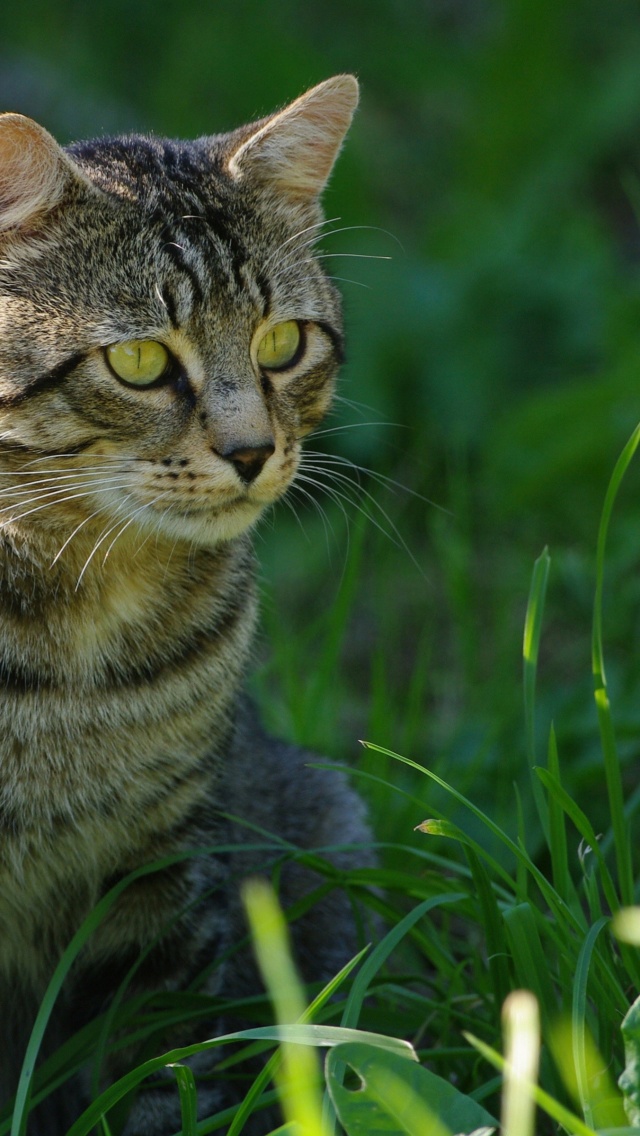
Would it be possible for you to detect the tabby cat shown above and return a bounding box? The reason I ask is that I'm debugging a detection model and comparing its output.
[0,76,372,1135]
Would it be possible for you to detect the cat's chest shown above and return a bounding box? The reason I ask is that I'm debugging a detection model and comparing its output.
[0,680,221,981]
[0,541,254,810]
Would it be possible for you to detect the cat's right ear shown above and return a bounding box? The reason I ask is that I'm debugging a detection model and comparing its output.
[226,75,359,200]
[0,114,88,232]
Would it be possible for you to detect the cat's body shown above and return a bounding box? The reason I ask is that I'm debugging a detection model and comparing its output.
[0,77,371,1134]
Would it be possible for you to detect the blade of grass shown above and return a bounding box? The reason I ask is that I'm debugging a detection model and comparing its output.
[466,1031,600,1136]
[10,853,196,1136]
[523,547,551,840]
[501,991,540,1136]
[243,879,325,1136]
[546,726,580,913]
[464,847,511,1022]
[575,920,628,1128]
[573,918,609,1127]
[65,1026,416,1136]
[591,423,640,907]
[340,892,466,1030]
[167,1064,198,1136]
[514,785,528,903]
[502,905,557,1032]
[363,742,583,936]
[535,767,619,914]
[226,947,370,1136]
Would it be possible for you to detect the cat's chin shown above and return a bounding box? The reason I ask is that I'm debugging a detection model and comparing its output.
[139,499,266,547]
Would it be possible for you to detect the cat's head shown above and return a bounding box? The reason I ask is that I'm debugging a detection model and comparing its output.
[0,75,357,551]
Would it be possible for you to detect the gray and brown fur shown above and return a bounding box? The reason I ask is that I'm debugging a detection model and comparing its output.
[0,76,372,1134]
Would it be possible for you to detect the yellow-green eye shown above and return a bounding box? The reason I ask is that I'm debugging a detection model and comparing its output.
[256,321,302,371]
[105,340,170,387]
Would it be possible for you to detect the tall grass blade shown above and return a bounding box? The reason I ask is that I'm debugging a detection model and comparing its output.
[500,991,539,1136]
[550,1020,627,1131]
[546,726,579,913]
[65,1026,415,1136]
[523,547,551,838]
[535,767,619,915]
[464,847,510,1022]
[591,424,640,907]
[226,946,370,1136]
[571,917,612,1127]
[466,1031,599,1136]
[242,878,328,1136]
[366,743,583,937]
[502,905,556,1033]
[167,1064,198,1136]
[340,893,466,1029]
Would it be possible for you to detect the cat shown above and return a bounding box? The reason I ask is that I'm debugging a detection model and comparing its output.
[0,75,373,1135]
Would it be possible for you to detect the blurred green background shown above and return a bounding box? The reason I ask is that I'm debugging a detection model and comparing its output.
[4,0,640,842]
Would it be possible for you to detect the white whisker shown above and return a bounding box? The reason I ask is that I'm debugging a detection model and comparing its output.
[50,506,111,568]
[295,456,429,578]
[100,496,167,567]
[324,275,372,290]
[0,469,131,496]
[303,449,446,511]
[262,216,341,270]
[75,498,138,589]
[0,481,132,527]
[315,252,392,262]
[287,479,337,548]
[310,421,406,439]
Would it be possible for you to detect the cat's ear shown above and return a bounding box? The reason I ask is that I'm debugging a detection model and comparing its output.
[0,113,89,232]
[226,74,359,199]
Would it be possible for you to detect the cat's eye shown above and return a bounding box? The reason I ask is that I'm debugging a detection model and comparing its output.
[105,340,171,387]
[256,321,302,371]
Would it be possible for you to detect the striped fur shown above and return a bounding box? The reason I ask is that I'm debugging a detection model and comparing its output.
[0,77,372,1135]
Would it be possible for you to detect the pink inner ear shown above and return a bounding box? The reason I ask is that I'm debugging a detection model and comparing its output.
[227,74,359,200]
[0,115,68,231]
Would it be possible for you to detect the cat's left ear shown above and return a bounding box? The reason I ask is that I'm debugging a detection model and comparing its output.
[226,74,359,200]
[0,113,92,232]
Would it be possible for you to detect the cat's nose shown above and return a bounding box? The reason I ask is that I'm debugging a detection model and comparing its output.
[222,441,275,484]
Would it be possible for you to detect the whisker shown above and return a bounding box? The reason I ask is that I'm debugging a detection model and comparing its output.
[0,468,132,495]
[269,251,391,288]
[50,505,113,567]
[287,479,338,549]
[332,394,388,417]
[75,496,144,589]
[18,452,136,468]
[0,482,132,527]
[310,421,405,440]
[100,492,171,569]
[0,476,132,514]
[265,222,403,278]
[302,450,447,511]
[315,252,392,262]
[277,490,312,546]
[262,216,341,269]
[295,460,427,578]
[325,275,371,290]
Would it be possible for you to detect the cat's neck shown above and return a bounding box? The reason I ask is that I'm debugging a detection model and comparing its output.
[0,519,258,689]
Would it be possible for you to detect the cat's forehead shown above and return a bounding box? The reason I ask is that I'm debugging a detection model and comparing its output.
[62,134,312,311]
[68,134,230,214]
